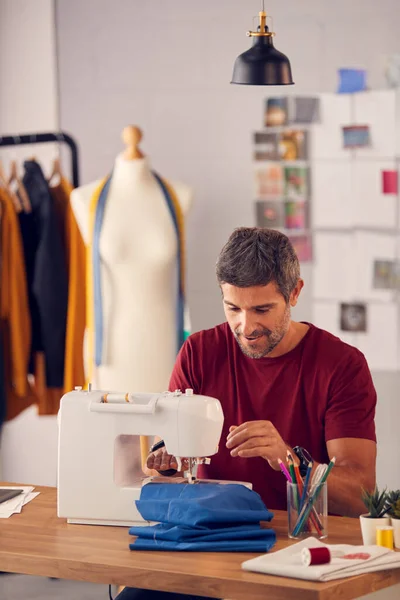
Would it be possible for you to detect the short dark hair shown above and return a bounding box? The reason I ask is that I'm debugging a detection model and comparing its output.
[216,227,300,303]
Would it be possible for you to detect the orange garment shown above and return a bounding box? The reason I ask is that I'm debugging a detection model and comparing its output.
[0,187,33,420]
[62,181,86,394]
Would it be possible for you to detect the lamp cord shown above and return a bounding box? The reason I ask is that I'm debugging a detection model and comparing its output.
[261,0,265,11]
[109,584,114,600]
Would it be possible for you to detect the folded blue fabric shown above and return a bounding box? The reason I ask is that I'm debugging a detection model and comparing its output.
[135,483,273,528]
[129,483,276,552]
[130,537,275,552]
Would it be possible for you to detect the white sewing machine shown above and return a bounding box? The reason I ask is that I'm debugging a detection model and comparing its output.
[57,387,226,526]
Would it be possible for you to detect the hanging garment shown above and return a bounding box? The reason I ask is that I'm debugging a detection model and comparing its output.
[60,180,87,394]
[0,205,6,427]
[22,161,68,388]
[50,177,73,272]
[0,188,33,420]
[86,172,189,380]
[129,483,276,552]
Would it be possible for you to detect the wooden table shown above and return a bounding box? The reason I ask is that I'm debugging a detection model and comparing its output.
[0,485,399,600]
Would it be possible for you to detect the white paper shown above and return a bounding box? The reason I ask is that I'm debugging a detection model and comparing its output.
[242,537,400,582]
[311,161,353,228]
[0,486,38,518]
[354,303,399,371]
[311,94,352,160]
[352,161,397,228]
[354,90,397,158]
[312,233,356,300]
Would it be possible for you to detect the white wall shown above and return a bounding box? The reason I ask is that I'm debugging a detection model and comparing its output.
[54,0,400,493]
[0,0,59,485]
[55,0,400,333]
[1,0,400,493]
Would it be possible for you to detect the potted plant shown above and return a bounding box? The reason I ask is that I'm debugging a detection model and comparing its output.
[360,486,390,545]
[386,489,400,549]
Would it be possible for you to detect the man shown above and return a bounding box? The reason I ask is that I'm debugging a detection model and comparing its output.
[118,227,376,600]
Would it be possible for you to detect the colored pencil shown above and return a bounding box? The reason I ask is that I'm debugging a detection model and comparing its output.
[293,457,336,537]
[299,461,313,510]
[278,458,291,482]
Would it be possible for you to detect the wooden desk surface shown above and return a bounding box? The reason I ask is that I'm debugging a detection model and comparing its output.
[0,485,399,600]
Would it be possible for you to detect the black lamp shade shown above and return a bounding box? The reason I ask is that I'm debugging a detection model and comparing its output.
[231,36,294,86]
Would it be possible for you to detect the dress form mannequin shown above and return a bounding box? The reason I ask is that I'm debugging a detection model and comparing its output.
[71,125,193,390]
[70,126,193,481]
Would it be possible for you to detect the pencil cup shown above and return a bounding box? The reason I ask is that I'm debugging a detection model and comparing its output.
[287,481,328,539]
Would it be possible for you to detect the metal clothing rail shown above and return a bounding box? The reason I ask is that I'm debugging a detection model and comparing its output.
[0,131,80,187]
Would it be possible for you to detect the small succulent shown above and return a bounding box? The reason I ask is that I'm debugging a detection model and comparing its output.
[386,489,400,519]
[361,486,389,518]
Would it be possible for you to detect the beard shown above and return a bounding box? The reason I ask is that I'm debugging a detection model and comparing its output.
[233,304,291,359]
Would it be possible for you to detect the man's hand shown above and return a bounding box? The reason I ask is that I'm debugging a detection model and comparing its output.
[146,447,188,474]
[226,421,291,471]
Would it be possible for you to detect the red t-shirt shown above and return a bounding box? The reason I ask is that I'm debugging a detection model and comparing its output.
[169,322,376,510]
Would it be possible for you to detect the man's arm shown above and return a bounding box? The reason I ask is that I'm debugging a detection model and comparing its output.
[313,437,376,517]
[226,424,376,517]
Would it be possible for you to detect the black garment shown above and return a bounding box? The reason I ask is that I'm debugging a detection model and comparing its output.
[22,161,68,387]
[18,211,42,374]
[116,588,217,600]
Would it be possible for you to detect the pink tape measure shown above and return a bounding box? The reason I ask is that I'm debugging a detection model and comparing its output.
[301,547,371,566]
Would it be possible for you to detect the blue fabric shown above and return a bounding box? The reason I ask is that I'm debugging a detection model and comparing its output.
[129,483,276,552]
[93,174,112,367]
[93,171,184,366]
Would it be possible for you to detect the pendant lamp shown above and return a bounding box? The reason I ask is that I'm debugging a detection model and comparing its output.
[231,3,294,86]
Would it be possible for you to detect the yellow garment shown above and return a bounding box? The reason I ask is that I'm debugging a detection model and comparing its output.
[62,179,87,394]
[0,188,33,420]
[163,178,186,294]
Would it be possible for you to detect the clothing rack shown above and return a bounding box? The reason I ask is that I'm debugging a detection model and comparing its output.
[0,131,80,187]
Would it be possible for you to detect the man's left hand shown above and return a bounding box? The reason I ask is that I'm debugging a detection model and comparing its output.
[226,421,291,471]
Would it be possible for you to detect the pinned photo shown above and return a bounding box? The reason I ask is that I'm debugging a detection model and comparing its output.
[278,130,309,160]
[342,125,370,148]
[373,260,393,289]
[389,262,400,290]
[340,303,367,333]
[288,235,312,262]
[255,200,285,229]
[254,132,280,160]
[265,97,288,127]
[382,170,398,195]
[284,166,309,200]
[293,97,320,124]
[255,164,284,198]
[285,201,307,230]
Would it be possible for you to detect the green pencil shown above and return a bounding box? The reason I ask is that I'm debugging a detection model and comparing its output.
[293,457,336,536]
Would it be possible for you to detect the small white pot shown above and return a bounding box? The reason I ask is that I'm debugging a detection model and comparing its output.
[359,513,390,545]
[391,517,400,549]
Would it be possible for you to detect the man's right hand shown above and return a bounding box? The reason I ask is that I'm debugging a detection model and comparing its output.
[146,446,178,472]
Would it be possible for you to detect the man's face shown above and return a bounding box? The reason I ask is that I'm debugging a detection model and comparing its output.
[221,282,300,359]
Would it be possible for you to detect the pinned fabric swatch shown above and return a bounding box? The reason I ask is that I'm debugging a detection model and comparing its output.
[337,69,367,93]
[130,483,275,552]
[382,170,398,194]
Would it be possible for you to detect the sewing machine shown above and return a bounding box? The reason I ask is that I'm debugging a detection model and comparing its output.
[57,387,226,526]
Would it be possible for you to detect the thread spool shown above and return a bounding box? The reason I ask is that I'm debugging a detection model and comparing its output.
[301,547,331,566]
[376,526,394,549]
